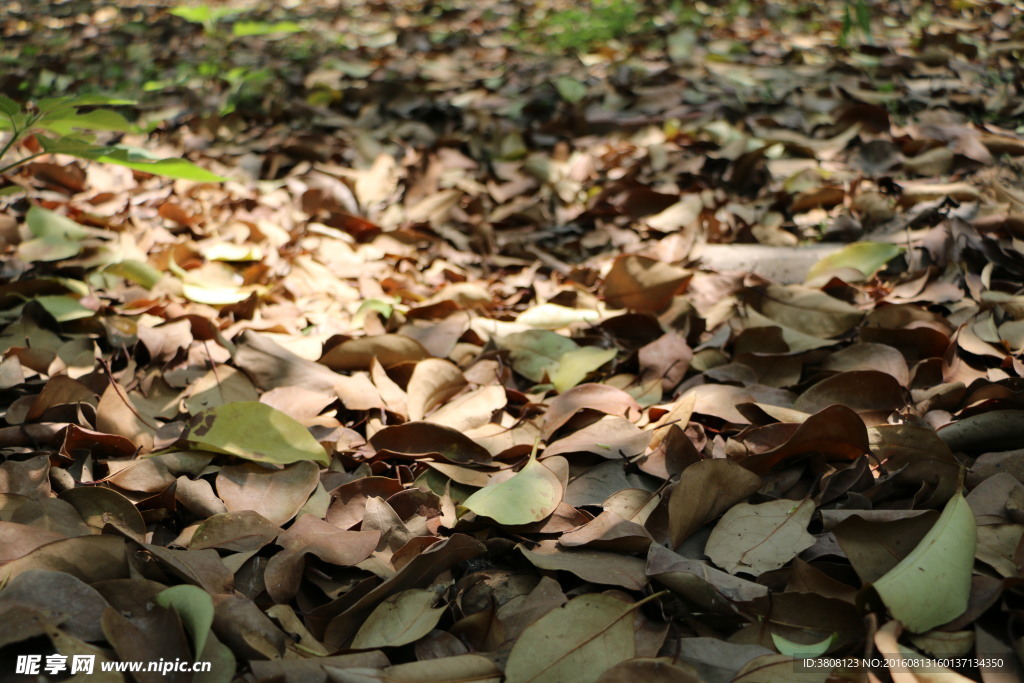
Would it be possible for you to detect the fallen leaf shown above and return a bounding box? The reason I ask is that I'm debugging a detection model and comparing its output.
[805,241,904,286]
[873,493,976,632]
[706,499,816,576]
[603,254,690,313]
[155,584,214,658]
[504,594,644,683]
[460,454,563,525]
[216,461,321,526]
[177,401,330,466]
[350,588,446,649]
[668,459,762,547]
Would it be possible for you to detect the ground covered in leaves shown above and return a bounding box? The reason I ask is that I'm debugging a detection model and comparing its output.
[2,0,1024,681]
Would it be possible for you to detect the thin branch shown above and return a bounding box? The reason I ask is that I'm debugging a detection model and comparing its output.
[0,151,45,176]
[0,130,22,166]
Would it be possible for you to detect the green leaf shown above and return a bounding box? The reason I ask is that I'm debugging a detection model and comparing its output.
[38,135,104,155]
[36,97,76,114]
[505,594,642,683]
[104,259,163,289]
[155,585,214,658]
[805,241,903,285]
[354,298,395,325]
[62,95,137,107]
[0,94,19,117]
[460,453,563,525]
[839,6,853,47]
[169,5,242,25]
[34,138,227,182]
[169,5,212,23]
[499,330,579,384]
[232,21,303,37]
[771,631,836,658]
[88,148,227,182]
[550,346,616,393]
[37,109,137,135]
[33,295,94,322]
[350,589,445,649]
[26,205,89,240]
[855,0,873,41]
[873,493,975,632]
[178,401,330,466]
[554,76,587,104]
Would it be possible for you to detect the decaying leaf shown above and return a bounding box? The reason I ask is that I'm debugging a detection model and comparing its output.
[668,459,762,547]
[504,594,645,683]
[3,2,1022,676]
[603,255,690,313]
[706,499,816,576]
[350,589,446,649]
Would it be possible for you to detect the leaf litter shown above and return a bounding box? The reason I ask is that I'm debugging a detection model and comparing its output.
[1,0,1024,680]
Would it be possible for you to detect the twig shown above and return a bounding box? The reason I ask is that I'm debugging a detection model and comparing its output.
[0,152,44,176]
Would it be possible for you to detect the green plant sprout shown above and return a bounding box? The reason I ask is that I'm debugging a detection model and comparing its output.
[0,95,225,182]
[839,0,873,48]
[167,4,304,115]
[516,0,648,54]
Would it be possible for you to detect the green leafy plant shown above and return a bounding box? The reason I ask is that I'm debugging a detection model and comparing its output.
[839,0,873,48]
[520,0,647,54]
[169,5,303,38]
[0,95,225,182]
[165,4,304,115]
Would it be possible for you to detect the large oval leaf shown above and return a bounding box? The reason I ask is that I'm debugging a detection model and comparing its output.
[178,401,329,466]
[872,493,975,632]
[505,594,640,683]
[460,455,563,525]
[706,499,815,576]
[350,589,445,649]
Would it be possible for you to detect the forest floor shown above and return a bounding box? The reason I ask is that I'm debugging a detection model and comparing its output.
[2,0,1024,681]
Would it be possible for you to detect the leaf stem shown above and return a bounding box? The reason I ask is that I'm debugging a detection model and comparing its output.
[0,152,45,176]
[0,131,22,168]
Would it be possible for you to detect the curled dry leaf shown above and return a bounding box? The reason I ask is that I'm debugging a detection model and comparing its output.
[215,461,321,526]
[320,334,430,371]
[370,421,493,465]
[603,254,690,313]
[668,459,762,547]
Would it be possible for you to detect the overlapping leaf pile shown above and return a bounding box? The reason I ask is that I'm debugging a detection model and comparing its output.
[2,0,1024,681]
